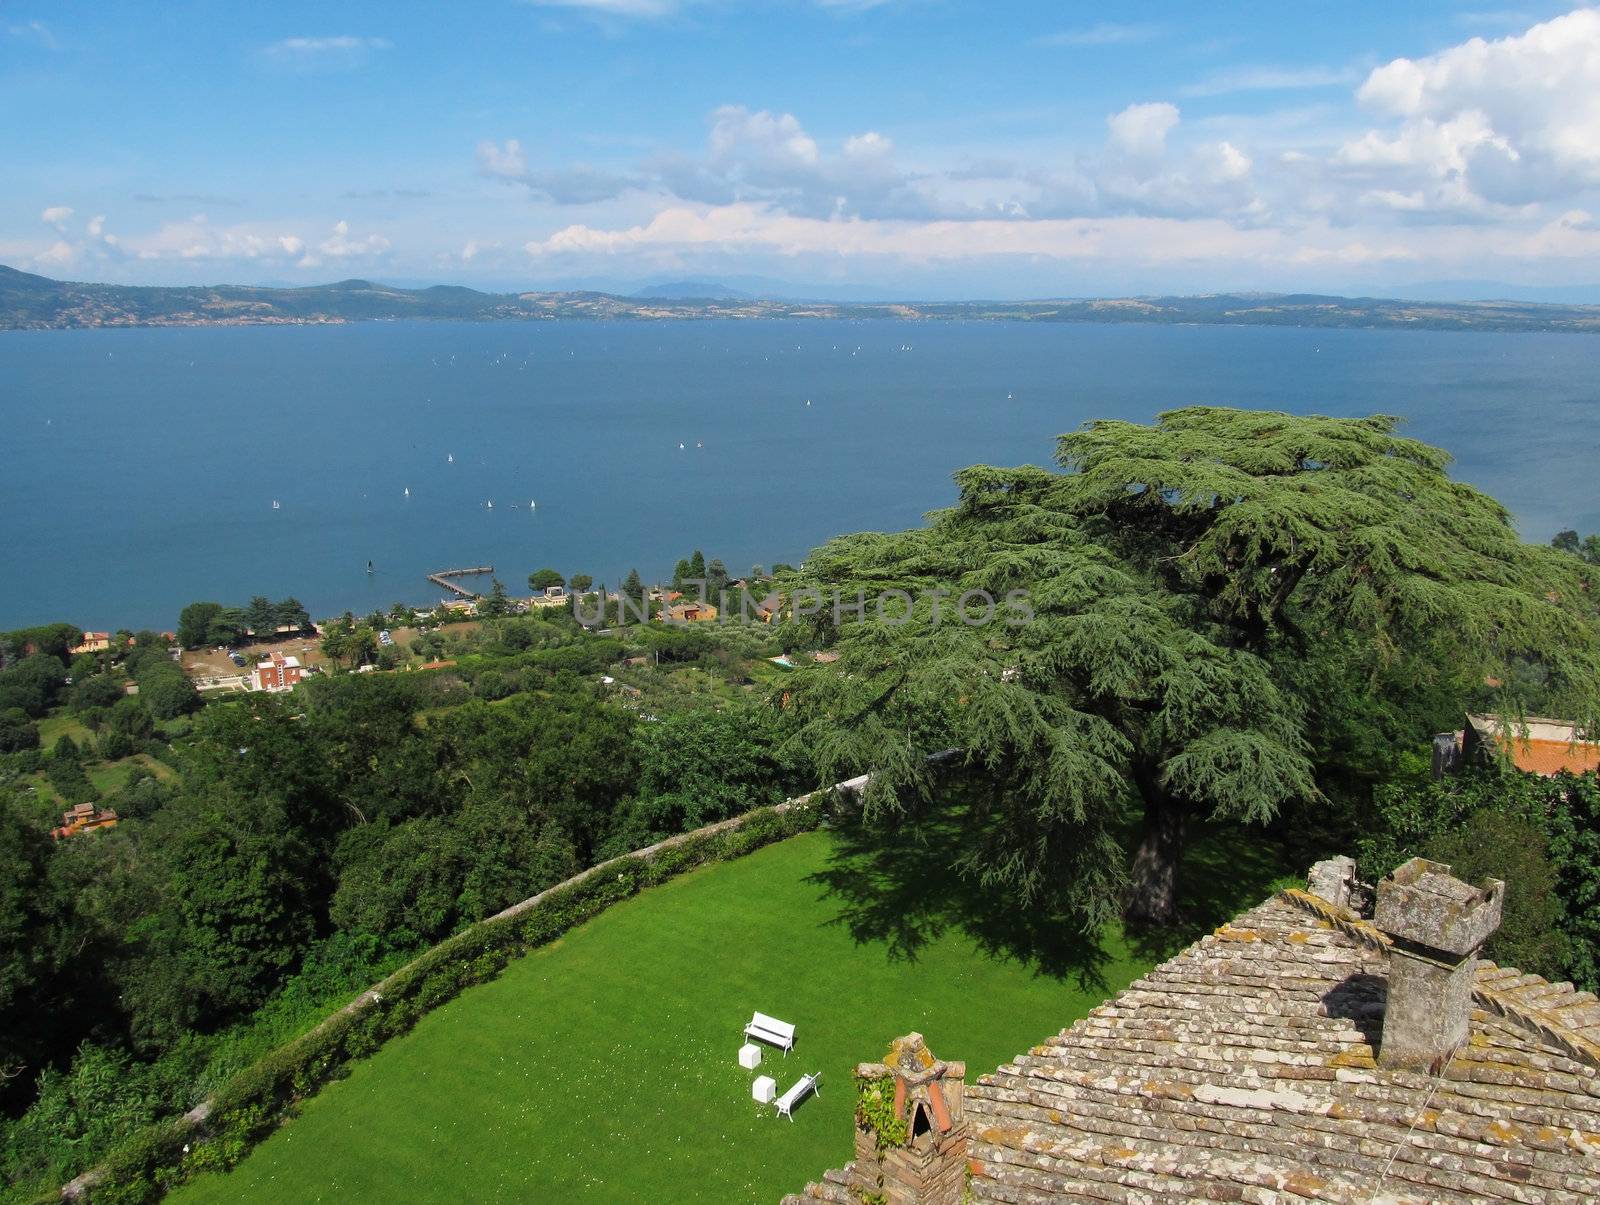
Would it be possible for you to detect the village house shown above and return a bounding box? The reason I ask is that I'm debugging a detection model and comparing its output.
[52,802,119,840]
[69,631,111,655]
[661,601,718,623]
[1435,712,1600,777]
[785,855,1600,1204]
[254,651,304,692]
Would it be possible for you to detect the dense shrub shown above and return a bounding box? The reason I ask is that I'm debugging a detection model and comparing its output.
[0,708,38,753]
[66,798,824,1202]
[1359,767,1600,990]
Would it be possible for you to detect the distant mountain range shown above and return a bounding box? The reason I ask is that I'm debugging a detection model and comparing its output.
[4,264,1600,333]
[630,280,753,301]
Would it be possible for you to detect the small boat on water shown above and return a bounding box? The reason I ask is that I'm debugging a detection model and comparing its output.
[404,487,410,497]
[530,500,536,509]
[272,500,280,510]
[486,499,493,509]
[447,453,454,463]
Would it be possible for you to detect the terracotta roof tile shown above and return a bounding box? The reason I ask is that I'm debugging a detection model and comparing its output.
[965,892,1600,1203]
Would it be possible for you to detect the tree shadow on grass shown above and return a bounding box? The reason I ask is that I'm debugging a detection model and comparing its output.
[805,810,1117,993]
[808,809,1300,993]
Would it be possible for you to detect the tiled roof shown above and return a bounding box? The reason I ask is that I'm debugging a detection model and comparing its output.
[964,889,1600,1204]
[1466,714,1600,777]
[1497,738,1600,777]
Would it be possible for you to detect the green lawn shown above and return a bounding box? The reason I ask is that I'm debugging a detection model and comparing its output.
[86,753,174,795]
[169,832,1107,1202]
[173,822,1290,1204]
[36,713,91,748]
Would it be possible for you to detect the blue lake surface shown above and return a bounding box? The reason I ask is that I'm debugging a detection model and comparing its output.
[2,319,1598,629]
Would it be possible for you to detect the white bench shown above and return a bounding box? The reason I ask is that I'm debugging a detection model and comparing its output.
[773,1072,821,1121]
[743,1011,796,1055]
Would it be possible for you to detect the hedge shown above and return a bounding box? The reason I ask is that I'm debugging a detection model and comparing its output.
[60,789,838,1202]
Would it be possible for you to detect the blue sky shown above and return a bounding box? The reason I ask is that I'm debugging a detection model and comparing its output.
[5,1,1600,297]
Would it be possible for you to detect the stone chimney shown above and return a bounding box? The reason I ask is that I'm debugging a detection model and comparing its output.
[850,1033,968,1205]
[1307,855,1357,910]
[1374,857,1504,1073]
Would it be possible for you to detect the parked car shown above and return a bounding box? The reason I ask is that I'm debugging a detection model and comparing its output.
[230,652,247,667]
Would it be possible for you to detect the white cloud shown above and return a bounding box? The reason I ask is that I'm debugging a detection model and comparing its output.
[279,235,305,256]
[1347,9,1600,205]
[708,106,820,169]
[86,215,105,237]
[526,0,681,15]
[7,19,59,49]
[526,0,901,15]
[1180,65,1359,98]
[34,240,75,265]
[300,219,391,267]
[1037,22,1162,48]
[41,205,73,226]
[264,35,392,69]
[523,202,1280,264]
[478,139,529,179]
[478,138,642,203]
[1216,142,1252,181]
[1106,103,1180,161]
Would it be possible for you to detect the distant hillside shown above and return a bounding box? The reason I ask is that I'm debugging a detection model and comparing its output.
[4,264,1600,333]
[632,280,752,301]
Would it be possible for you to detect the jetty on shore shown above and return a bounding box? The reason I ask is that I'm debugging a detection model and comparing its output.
[427,566,494,599]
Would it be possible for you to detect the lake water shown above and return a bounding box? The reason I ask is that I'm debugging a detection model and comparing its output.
[3,319,1598,630]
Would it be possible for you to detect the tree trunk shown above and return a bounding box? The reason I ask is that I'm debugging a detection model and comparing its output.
[1125,779,1186,926]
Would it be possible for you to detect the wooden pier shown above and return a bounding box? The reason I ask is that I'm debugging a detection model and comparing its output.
[427,565,494,599]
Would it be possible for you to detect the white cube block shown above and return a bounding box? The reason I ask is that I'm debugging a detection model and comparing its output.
[752,1074,776,1104]
[738,1042,762,1070]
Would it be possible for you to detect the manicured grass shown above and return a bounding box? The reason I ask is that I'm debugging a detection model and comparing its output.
[172,830,1154,1204]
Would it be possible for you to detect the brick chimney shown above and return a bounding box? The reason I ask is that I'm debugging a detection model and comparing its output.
[1374,857,1503,1073]
[850,1033,968,1205]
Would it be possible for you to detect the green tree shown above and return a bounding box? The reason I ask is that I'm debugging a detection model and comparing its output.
[1360,765,1600,991]
[705,558,729,598]
[528,568,565,592]
[133,793,318,1032]
[623,568,645,601]
[1427,808,1569,979]
[68,674,125,713]
[104,696,154,742]
[139,669,198,720]
[626,707,789,835]
[176,602,222,650]
[687,549,706,584]
[330,818,465,944]
[204,607,247,648]
[0,653,70,716]
[569,573,594,595]
[246,595,276,639]
[671,558,691,590]
[0,799,83,1106]
[0,708,39,753]
[787,410,1600,926]
[348,625,380,666]
[479,579,512,619]
[275,596,311,632]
